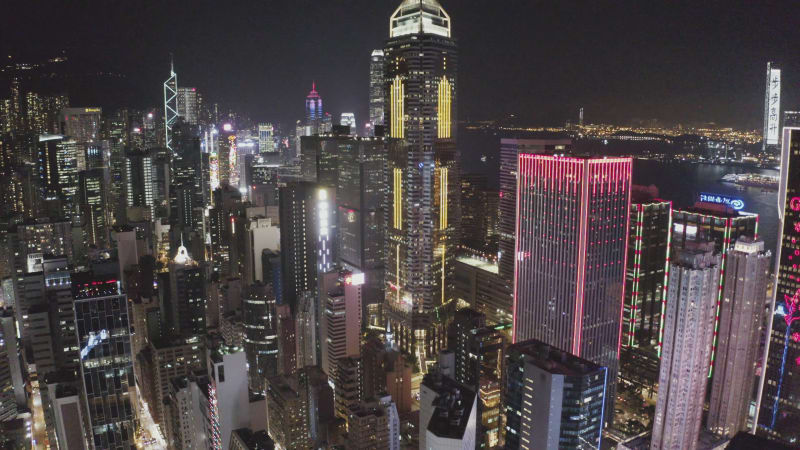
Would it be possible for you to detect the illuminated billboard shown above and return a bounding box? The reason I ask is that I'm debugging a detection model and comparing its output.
[765,64,781,146]
[698,192,745,210]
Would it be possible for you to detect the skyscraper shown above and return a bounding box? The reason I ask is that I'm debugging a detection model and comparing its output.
[671,203,759,374]
[498,138,573,284]
[243,283,278,393]
[305,82,323,134]
[621,191,672,350]
[447,310,505,449]
[651,246,720,450]
[619,188,672,422]
[756,127,800,444]
[460,173,489,251]
[340,112,356,135]
[504,339,607,450]
[79,168,110,248]
[176,86,199,125]
[707,237,770,439]
[38,134,79,221]
[369,49,385,131]
[279,182,330,312]
[164,242,205,338]
[258,123,275,153]
[58,107,101,145]
[72,273,136,449]
[321,274,362,379]
[384,0,459,365]
[164,61,178,155]
[513,154,632,413]
[301,132,389,310]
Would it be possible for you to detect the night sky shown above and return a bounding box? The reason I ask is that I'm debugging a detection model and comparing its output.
[2,0,799,129]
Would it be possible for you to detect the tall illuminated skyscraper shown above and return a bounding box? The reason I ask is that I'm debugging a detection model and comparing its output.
[756,127,800,444]
[498,138,573,285]
[176,87,199,125]
[621,190,671,350]
[258,123,275,153]
[671,203,758,376]
[164,60,178,155]
[73,273,136,449]
[513,154,632,414]
[279,183,332,312]
[384,0,460,366]
[707,237,770,439]
[78,168,110,248]
[651,246,720,450]
[619,188,671,418]
[305,83,323,134]
[369,49,385,131]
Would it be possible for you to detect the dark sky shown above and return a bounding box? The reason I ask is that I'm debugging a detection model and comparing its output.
[2,0,799,130]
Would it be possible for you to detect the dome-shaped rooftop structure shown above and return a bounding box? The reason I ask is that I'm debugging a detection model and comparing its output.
[390,0,451,38]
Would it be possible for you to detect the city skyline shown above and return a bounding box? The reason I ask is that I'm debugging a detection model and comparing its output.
[3,1,800,129]
[0,0,796,448]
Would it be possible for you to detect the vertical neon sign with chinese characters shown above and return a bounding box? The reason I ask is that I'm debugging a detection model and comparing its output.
[764,63,781,146]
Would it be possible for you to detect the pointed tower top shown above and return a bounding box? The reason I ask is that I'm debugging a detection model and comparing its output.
[390,0,450,38]
[173,234,193,265]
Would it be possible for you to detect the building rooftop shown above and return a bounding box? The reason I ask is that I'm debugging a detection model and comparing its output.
[455,255,498,274]
[509,339,606,377]
[426,380,475,441]
[390,0,451,38]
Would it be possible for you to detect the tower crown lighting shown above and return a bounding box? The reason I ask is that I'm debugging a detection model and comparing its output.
[390,0,451,38]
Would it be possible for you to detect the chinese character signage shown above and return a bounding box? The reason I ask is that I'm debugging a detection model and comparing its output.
[766,66,781,145]
[699,192,745,210]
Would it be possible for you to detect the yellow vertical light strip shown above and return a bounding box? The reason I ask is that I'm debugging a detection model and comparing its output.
[437,76,451,139]
[390,76,404,139]
[439,167,448,230]
[393,168,402,229]
[441,244,446,305]
[396,243,401,306]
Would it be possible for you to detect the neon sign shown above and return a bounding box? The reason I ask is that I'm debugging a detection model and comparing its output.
[790,197,800,212]
[699,193,745,210]
[771,287,800,428]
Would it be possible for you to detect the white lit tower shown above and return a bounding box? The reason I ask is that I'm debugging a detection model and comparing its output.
[369,49,385,132]
[164,58,179,156]
[384,0,459,369]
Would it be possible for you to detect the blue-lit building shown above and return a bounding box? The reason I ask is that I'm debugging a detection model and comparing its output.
[504,339,606,450]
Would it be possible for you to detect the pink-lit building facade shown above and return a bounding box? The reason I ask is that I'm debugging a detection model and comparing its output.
[513,154,632,415]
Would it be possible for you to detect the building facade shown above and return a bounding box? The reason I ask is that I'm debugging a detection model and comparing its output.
[707,238,770,438]
[513,154,632,414]
[383,0,460,366]
[504,339,606,450]
[756,127,800,444]
[369,49,385,131]
[497,138,573,284]
[651,247,720,450]
[72,273,136,449]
